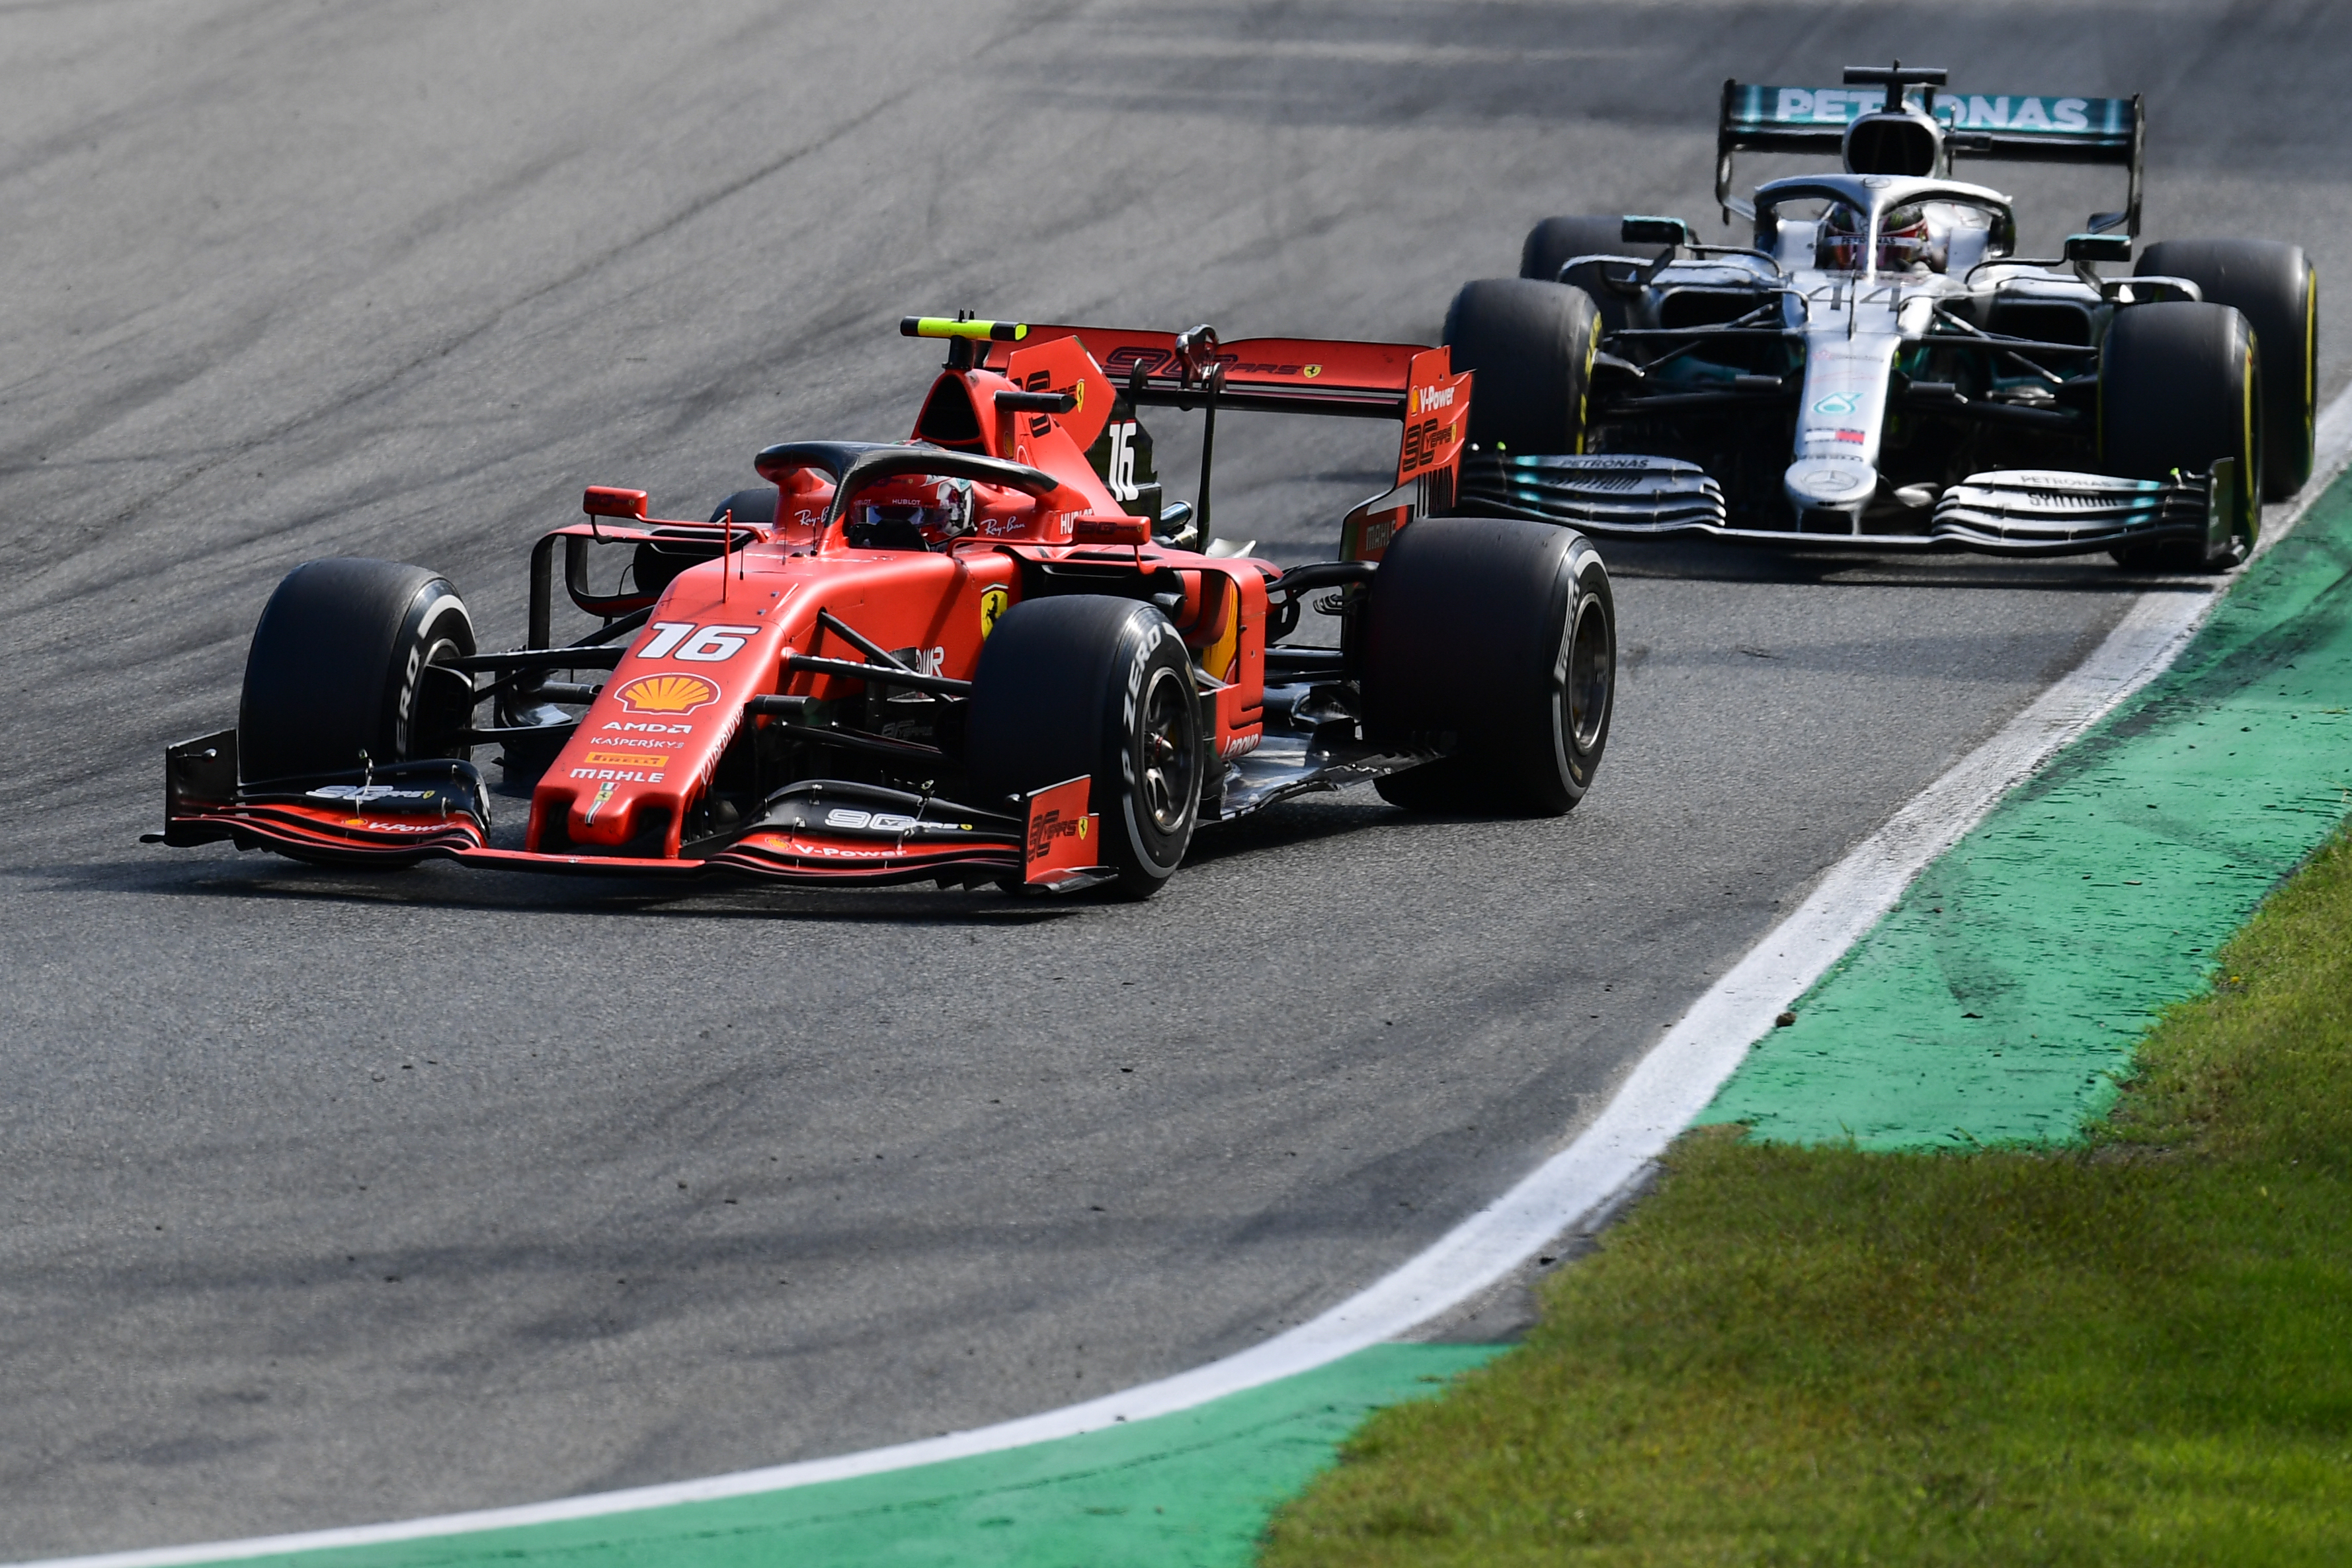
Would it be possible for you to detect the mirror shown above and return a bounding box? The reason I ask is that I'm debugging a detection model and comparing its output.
[582,486,649,520]
[2062,233,2132,264]
[1621,215,1691,248]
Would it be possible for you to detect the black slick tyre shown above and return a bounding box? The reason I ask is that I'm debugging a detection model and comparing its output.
[239,559,476,784]
[632,488,777,599]
[1443,278,1602,455]
[965,596,1201,898]
[1520,216,1633,284]
[2101,301,2261,572]
[709,487,780,528]
[2138,239,2317,500]
[1363,516,1614,816]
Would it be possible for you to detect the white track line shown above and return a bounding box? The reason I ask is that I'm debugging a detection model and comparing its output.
[28,389,2352,1568]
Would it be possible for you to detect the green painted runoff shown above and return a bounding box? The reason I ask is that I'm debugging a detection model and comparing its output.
[206,1344,1494,1568]
[1705,475,2352,1148]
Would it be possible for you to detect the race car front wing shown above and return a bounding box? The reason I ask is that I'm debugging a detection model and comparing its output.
[145,732,1114,892]
[1459,453,1729,533]
[1926,466,2229,555]
[1457,451,2230,557]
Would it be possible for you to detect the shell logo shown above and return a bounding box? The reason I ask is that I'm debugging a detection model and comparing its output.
[613,673,719,715]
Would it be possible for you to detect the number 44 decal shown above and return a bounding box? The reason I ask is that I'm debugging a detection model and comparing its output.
[638,621,762,662]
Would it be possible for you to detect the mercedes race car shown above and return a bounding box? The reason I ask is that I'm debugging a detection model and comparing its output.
[1444,61,2319,567]
[150,317,1616,897]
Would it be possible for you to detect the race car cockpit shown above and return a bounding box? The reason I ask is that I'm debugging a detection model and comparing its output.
[1810,196,2010,275]
[844,471,975,551]
[1757,176,2015,278]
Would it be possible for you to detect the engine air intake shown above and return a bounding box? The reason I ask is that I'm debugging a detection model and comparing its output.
[1844,113,1941,177]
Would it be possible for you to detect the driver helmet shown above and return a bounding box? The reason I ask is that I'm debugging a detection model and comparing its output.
[854,474,973,547]
[1875,203,1945,272]
[1817,202,1945,273]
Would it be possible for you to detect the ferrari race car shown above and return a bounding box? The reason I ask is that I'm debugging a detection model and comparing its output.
[1444,61,2320,567]
[150,317,1616,897]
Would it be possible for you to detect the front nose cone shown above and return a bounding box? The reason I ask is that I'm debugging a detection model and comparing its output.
[1785,457,1875,527]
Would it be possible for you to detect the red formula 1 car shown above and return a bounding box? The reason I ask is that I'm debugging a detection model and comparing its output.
[151,315,1617,897]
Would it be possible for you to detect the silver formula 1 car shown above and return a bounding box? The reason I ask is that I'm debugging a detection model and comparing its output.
[1443,61,2319,567]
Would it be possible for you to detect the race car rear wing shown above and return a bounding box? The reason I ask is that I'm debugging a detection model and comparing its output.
[1715,72,2144,234]
[1009,322,1469,537]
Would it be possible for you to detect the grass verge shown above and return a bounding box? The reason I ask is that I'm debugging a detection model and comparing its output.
[1262,828,2352,1566]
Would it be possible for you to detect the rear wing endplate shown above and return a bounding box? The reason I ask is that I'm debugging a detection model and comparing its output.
[1715,79,2144,233]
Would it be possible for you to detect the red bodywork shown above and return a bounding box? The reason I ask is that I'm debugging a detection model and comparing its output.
[159,325,1467,889]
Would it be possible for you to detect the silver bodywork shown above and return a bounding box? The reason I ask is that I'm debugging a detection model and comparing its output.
[1463,172,2234,556]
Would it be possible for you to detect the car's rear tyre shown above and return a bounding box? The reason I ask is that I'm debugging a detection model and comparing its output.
[966,595,1201,898]
[2101,301,2261,572]
[2138,239,2316,500]
[239,559,476,784]
[1443,278,1602,455]
[710,487,780,528]
[1520,216,1632,284]
[1363,516,1613,815]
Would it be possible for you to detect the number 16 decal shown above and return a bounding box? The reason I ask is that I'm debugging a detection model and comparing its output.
[1104,421,1140,502]
[638,621,762,662]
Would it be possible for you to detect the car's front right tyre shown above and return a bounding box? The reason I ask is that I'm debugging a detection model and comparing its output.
[2138,239,2316,500]
[2102,301,2262,572]
[1443,277,1603,457]
[239,558,476,785]
[1520,215,1634,284]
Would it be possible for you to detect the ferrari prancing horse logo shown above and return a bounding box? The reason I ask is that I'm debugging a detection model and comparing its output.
[979,584,1010,639]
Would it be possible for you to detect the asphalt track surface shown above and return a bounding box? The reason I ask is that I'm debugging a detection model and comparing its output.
[3,2,2348,1556]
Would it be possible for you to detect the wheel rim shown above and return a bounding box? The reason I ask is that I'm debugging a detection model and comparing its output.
[410,625,473,759]
[1137,665,1197,834]
[1566,592,1611,752]
[2242,338,2263,545]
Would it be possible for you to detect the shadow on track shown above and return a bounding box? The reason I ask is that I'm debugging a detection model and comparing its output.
[26,790,1434,921]
[1596,536,2220,594]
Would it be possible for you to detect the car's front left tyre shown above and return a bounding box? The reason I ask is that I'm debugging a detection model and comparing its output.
[965,594,1202,898]
[1362,516,1615,815]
